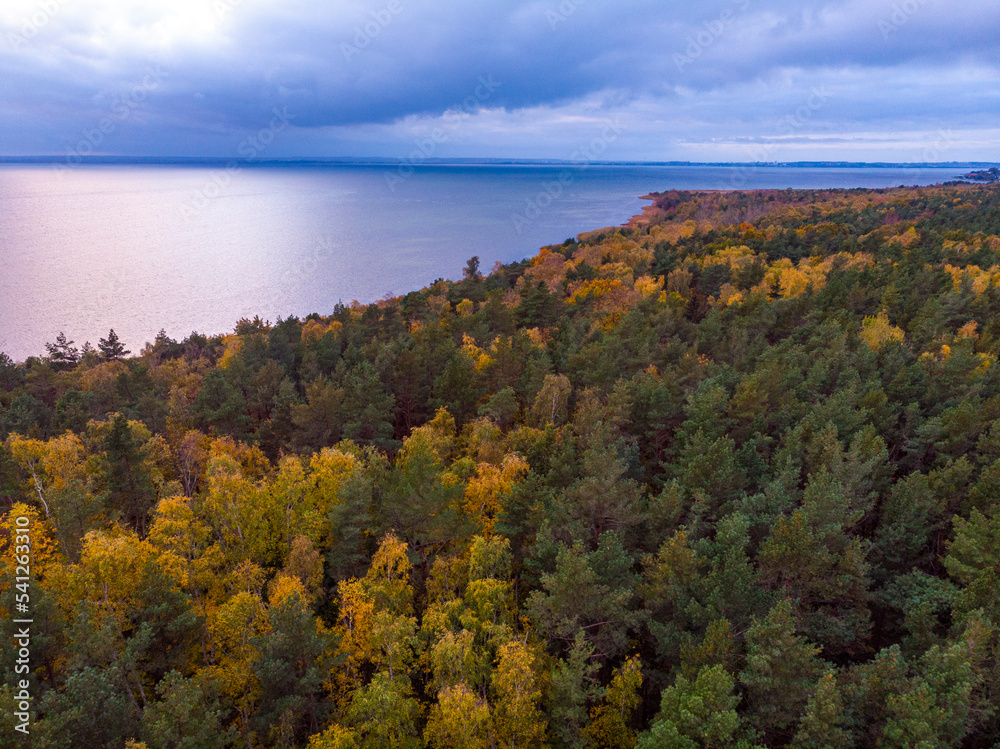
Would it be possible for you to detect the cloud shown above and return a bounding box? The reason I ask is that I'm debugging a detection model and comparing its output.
[0,0,997,159]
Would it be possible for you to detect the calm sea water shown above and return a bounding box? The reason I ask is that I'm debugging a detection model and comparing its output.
[0,163,966,361]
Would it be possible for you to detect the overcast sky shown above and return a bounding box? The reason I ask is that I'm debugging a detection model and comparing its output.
[1,0,998,161]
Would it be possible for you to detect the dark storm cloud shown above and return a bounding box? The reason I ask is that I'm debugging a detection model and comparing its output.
[0,0,997,158]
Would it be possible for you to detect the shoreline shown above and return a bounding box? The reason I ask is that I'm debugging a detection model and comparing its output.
[3,178,994,363]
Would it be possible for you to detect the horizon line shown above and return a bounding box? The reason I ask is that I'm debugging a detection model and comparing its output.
[0,156,997,169]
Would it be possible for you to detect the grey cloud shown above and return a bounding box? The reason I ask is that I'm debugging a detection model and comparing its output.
[0,0,997,157]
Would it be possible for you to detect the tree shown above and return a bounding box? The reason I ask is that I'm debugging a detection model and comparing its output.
[141,671,235,749]
[102,414,158,536]
[463,255,482,282]
[34,667,141,749]
[586,656,642,749]
[945,507,1000,620]
[859,311,904,351]
[193,370,250,438]
[491,641,546,749]
[558,437,644,547]
[637,665,749,749]
[878,639,981,749]
[250,581,334,745]
[345,672,422,749]
[547,631,601,749]
[380,436,467,572]
[789,671,851,749]
[336,534,421,691]
[757,508,871,654]
[306,724,357,749]
[0,351,23,391]
[740,599,826,740]
[292,378,346,453]
[45,331,79,370]
[531,373,573,427]
[528,533,643,661]
[425,683,491,749]
[342,361,397,448]
[99,329,131,361]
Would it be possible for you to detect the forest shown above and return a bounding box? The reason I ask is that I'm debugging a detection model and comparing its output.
[4,182,1000,748]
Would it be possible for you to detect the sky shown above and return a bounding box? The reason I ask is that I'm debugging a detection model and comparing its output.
[0,0,998,162]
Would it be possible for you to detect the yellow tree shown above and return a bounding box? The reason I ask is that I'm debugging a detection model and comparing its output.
[464,536,516,643]
[307,724,357,749]
[421,536,517,702]
[6,435,55,518]
[491,641,546,749]
[206,589,269,740]
[265,446,364,564]
[198,451,281,567]
[425,683,491,749]
[335,534,421,695]
[45,529,198,718]
[531,374,573,427]
[463,454,529,536]
[0,502,58,587]
[7,433,105,558]
[146,495,226,666]
[586,656,643,749]
[860,311,905,351]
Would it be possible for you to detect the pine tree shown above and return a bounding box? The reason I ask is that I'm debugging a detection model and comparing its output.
[790,671,851,749]
[637,664,747,749]
[45,331,79,369]
[740,599,826,739]
[98,328,131,361]
[102,413,156,536]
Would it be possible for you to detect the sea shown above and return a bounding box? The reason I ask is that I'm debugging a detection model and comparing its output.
[0,163,969,361]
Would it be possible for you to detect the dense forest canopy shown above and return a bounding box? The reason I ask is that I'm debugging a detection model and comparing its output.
[4,183,1000,748]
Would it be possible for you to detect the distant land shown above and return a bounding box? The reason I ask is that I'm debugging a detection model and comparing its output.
[961,167,1000,183]
[1,155,997,169]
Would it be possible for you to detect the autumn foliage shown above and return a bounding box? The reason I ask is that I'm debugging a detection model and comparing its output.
[3,183,1000,746]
